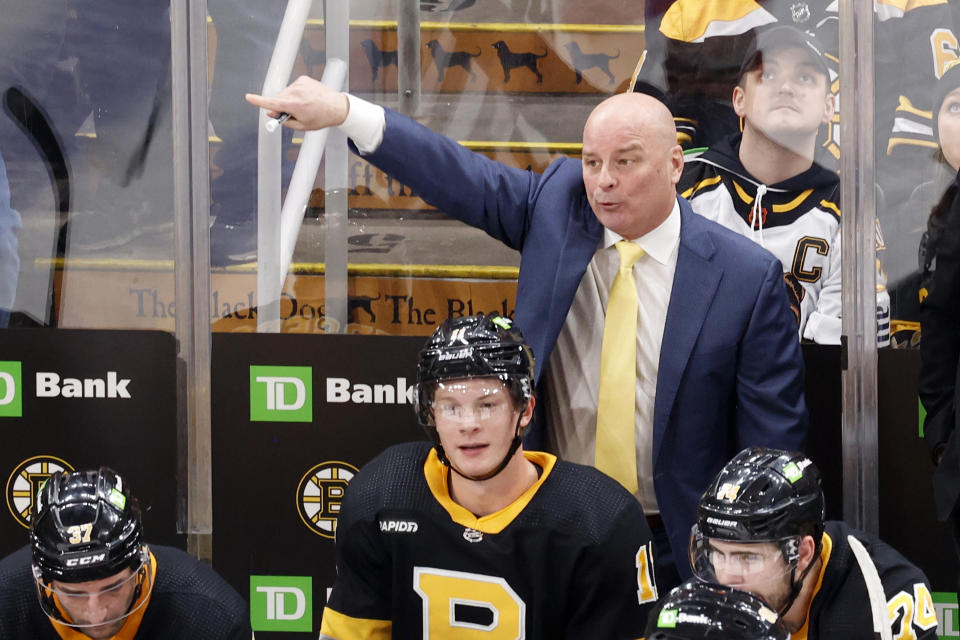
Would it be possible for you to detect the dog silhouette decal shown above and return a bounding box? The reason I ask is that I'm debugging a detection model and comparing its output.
[360,39,398,82]
[563,42,620,85]
[491,40,548,83]
[425,40,481,81]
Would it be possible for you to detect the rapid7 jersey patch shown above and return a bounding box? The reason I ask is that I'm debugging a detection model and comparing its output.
[887,583,937,640]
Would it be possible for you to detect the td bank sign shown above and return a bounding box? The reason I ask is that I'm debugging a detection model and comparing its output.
[250,575,313,632]
[250,366,314,422]
[0,362,133,418]
[249,365,417,422]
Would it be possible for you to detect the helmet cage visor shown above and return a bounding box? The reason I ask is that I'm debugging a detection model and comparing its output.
[428,379,522,422]
[416,374,531,427]
[33,546,153,631]
[690,525,798,587]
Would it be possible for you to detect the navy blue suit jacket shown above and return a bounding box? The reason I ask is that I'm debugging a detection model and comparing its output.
[360,108,809,575]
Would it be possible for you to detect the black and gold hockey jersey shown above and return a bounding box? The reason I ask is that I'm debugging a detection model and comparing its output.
[796,520,936,640]
[318,441,658,640]
[678,134,842,343]
[0,544,250,640]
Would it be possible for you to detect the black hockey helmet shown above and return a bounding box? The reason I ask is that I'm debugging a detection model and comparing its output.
[415,313,535,480]
[646,581,789,640]
[31,467,145,583]
[695,447,824,545]
[691,447,825,615]
[415,312,534,426]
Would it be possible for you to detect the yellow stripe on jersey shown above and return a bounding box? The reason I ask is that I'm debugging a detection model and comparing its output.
[732,181,815,213]
[887,137,941,154]
[895,95,933,119]
[792,532,835,640]
[319,607,392,640]
[423,449,557,534]
[877,0,949,12]
[819,200,842,217]
[771,189,814,212]
[681,174,722,199]
[660,0,773,43]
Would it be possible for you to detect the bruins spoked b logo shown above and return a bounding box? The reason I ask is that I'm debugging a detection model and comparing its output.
[7,455,74,528]
[297,462,358,539]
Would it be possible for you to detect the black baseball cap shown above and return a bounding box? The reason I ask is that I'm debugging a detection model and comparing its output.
[739,25,830,82]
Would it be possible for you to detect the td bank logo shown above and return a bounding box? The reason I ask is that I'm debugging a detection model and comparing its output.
[934,591,959,637]
[250,575,312,632]
[0,361,21,418]
[250,366,312,422]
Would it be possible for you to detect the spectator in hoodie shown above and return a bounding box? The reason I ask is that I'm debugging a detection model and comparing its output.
[678,25,841,343]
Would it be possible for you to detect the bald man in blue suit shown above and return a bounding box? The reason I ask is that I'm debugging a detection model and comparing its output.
[248,79,808,586]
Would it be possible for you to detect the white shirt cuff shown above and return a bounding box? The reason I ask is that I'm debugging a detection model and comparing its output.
[341,94,386,154]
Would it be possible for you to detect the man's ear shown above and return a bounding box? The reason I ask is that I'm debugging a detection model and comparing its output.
[669,144,684,185]
[822,91,836,125]
[732,85,747,118]
[796,535,818,573]
[519,396,536,429]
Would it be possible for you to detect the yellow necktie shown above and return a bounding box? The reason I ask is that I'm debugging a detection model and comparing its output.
[595,240,644,494]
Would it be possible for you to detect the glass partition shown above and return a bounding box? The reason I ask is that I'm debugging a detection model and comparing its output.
[0,1,177,328]
[235,0,644,337]
[4,0,956,594]
[5,5,952,338]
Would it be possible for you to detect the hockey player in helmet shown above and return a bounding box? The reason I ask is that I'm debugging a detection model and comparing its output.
[691,447,937,638]
[0,467,249,639]
[318,313,659,639]
[646,581,789,640]
[415,309,536,482]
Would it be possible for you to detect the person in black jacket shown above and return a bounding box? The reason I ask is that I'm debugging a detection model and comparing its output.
[919,58,960,592]
[692,447,936,639]
[0,467,249,639]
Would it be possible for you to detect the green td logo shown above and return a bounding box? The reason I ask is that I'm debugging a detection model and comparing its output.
[933,591,958,638]
[250,366,312,422]
[250,575,313,632]
[657,608,679,628]
[0,361,22,418]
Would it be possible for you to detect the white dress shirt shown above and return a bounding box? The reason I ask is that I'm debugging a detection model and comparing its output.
[545,200,680,514]
[340,94,386,154]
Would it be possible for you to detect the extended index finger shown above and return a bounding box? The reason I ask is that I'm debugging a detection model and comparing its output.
[245,93,284,118]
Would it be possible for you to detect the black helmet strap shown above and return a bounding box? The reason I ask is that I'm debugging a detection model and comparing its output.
[777,535,820,617]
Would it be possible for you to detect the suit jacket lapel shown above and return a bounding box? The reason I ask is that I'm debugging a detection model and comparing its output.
[653,202,722,466]
[538,198,603,382]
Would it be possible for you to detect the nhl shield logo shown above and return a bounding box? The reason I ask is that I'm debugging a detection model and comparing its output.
[790,2,811,23]
[463,527,483,543]
[6,455,74,528]
[297,461,358,539]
